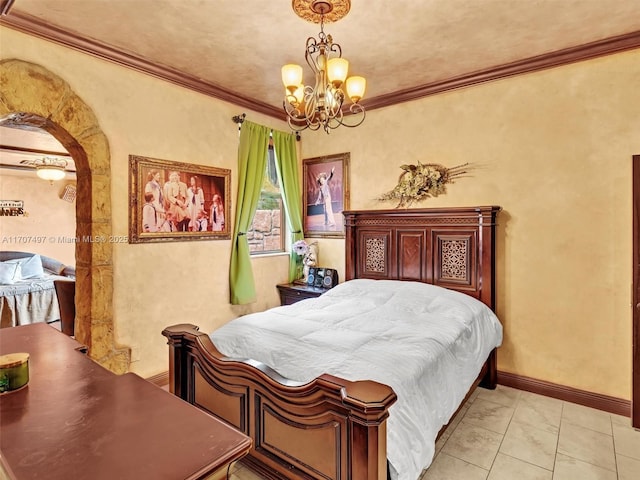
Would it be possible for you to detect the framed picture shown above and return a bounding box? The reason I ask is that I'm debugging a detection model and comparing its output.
[303,152,350,238]
[129,155,231,243]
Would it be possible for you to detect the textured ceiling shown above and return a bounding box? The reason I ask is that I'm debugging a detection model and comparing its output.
[2,0,640,116]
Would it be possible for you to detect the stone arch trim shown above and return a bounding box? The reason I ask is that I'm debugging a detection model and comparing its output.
[0,59,130,373]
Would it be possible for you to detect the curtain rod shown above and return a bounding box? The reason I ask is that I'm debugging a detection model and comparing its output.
[231,113,301,141]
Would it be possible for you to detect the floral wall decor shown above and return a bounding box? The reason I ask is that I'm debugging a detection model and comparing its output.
[378,162,471,208]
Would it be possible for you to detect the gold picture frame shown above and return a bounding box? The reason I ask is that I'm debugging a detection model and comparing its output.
[302,152,350,238]
[129,155,231,243]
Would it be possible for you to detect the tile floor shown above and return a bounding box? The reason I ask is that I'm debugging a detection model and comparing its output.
[226,386,640,480]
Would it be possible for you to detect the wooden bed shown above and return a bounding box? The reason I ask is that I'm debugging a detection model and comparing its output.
[163,205,501,480]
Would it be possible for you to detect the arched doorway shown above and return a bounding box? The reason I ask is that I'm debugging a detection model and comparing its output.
[0,59,130,373]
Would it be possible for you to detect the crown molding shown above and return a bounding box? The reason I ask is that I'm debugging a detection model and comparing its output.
[2,11,639,119]
[362,30,640,111]
[0,11,284,120]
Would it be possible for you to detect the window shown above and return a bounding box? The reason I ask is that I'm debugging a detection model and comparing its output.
[249,146,285,254]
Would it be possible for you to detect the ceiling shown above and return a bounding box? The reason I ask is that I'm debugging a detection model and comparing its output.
[0,125,74,177]
[1,0,640,121]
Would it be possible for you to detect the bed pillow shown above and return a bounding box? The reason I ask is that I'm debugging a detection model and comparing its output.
[0,262,22,284]
[5,255,45,279]
[22,254,45,279]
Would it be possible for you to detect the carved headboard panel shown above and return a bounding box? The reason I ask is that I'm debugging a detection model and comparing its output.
[344,206,501,311]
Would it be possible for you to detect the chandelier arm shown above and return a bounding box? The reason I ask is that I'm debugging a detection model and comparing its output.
[326,87,344,116]
[305,37,321,71]
[283,96,304,119]
[325,108,344,131]
[328,42,342,58]
[331,103,366,128]
[286,116,310,133]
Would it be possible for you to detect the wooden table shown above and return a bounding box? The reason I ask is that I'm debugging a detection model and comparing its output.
[0,323,251,480]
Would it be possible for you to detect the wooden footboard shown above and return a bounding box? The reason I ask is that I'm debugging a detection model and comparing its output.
[163,324,398,480]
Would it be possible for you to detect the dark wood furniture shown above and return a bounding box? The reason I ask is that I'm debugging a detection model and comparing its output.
[163,206,501,480]
[53,279,75,336]
[633,154,640,428]
[276,282,326,305]
[0,323,251,480]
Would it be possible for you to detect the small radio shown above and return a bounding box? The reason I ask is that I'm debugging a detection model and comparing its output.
[307,267,339,289]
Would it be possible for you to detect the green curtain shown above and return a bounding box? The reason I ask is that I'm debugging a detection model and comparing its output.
[229,120,270,304]
[272,129,303,282]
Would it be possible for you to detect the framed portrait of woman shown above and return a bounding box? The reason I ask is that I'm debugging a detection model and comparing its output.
[302,152,350,238]
[128,155,231,243]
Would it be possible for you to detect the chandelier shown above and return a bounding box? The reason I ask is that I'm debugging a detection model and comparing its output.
[281,0,366,134]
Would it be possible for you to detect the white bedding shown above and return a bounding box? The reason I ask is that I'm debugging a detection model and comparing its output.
[0,274,63,328]
[211,279,503,480]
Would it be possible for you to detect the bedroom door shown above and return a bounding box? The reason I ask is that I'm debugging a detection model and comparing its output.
[633,154,640,429]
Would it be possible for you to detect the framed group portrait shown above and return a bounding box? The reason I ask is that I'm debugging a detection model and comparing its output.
[302,152,350,238]
[128,155,231,243]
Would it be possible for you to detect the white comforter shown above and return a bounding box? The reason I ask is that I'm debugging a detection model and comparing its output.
[211,279,503,480]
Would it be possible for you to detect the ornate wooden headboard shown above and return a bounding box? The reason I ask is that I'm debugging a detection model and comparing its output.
[344,206,501,311]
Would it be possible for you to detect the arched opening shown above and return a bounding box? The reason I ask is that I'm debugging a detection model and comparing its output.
[0,59,130,373]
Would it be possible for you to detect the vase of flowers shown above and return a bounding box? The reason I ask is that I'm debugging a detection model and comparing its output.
[292,240,319,283]
[303,242,318,282]
[292,239,309,281]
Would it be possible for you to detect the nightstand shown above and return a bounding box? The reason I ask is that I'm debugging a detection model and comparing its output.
[276,282,326,305]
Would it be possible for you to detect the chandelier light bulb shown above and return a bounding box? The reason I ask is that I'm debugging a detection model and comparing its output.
[345,76,366,103]
[281,64,303,93]
[327,58,349,87]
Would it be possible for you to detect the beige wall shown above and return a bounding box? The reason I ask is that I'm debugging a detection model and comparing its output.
[3,25,638,399]
[1,27,292,377]
[0,173,76,265]
[302,49,640,400]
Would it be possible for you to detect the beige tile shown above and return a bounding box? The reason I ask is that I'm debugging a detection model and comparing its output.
[552,453,617,480]
[476,385,521,408]
[435,428,453,456]
[519,391,564,411]
[561,402,612,435]
[557,422,616,471]
[421,452,489,480]
[468,387,481,403]
[463,398,515,434]
[500,421,558,470]
[441,421,503,470]
[512,399,562,435]
[616,453,640,480]
[230,466,266,480]
[612,422,640,461]
[610,413,631,427]
[229,461,242,473]
[487,453,552,480]
[445,403,470,433]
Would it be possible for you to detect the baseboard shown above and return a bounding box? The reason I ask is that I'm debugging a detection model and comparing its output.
[498,370,631,417]
[146,371,169,388]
